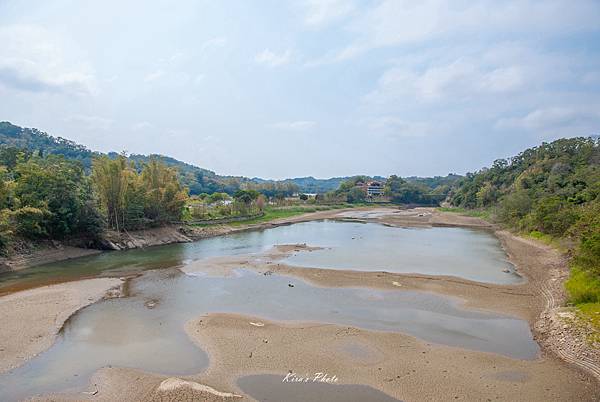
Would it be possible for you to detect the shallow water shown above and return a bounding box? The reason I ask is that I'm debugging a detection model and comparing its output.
[237,374,402,402]
[0,268,538,401]
[0,221,521,293]
[0,220,534,401]
[284,223,521,284]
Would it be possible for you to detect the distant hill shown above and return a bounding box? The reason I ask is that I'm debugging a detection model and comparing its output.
[0,121,99,167]
[0,121,459,195]
[0,121,248,194]
[281,177,349,193]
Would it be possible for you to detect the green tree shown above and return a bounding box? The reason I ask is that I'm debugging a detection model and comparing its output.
[91,154,133,231]
[14,155,98,238]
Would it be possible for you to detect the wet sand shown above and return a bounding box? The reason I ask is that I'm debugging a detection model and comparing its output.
[0,278,122,374]
[38,312,597,402]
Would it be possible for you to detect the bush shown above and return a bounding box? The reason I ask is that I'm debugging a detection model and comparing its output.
[566,268,600,304]
[14,206,50,238]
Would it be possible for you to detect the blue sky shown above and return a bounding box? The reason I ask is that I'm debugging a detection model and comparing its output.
[1,0,599,179]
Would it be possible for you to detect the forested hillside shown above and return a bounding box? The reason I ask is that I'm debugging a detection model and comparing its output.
[449,137,600,308]
[0,122,248,195]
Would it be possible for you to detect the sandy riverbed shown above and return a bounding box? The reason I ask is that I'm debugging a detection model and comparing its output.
[1,206,599,401]
[0,278,122,374]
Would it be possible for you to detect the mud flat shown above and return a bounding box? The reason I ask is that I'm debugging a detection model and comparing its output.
[0,278,122,374]
[29,312,598,402]
[186,313,598,402]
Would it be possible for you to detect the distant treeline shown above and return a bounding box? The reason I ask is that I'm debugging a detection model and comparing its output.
[448,137,600,304]
[331,175,460,204]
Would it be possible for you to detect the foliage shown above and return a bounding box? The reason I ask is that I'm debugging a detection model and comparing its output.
[448,137,600,305]
[14,155,96,238]
[566,268,600,304]
[92,155,188,231]
[331,174,454,205]
[13,206,49,238]
[241,181,299,199]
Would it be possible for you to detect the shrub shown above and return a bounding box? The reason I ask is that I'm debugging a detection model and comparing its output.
[566,268,600,304]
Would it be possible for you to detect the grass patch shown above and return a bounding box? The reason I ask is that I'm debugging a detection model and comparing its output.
[525,230,565,249]
[566,267,600,305]
[437,206,491,219]
[228,204,350,226]
[577,302,600,333]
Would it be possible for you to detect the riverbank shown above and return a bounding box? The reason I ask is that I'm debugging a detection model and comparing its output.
[0,277,122,374]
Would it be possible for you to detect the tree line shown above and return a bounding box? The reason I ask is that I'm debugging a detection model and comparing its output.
[331,175,455,204]
[0,147,188,253]
[448,137,600,304]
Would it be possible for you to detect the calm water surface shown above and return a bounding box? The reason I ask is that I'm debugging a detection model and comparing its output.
[237,374,402,402]
[0,221,521,293]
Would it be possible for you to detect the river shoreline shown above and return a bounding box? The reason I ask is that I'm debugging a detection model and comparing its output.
[0,208,363,274]
[0,277,123,374]
[1,207,599,401]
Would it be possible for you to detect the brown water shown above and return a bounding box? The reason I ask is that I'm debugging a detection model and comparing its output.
[237,374,402,402]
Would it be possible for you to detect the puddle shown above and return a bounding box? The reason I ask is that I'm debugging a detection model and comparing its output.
[0,269,538,401]
[237,374,402,402]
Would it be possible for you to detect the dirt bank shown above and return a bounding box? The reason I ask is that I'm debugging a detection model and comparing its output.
[99,225,193,250]
[0,278,122,374]
[0,244,101,273]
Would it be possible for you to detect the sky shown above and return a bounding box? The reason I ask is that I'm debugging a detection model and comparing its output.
[1,0,600,179]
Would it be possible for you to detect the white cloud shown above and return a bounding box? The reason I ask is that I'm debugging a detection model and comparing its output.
[193,74,205,85]
[366,116,433,138]
[64,114,113,130]
[365,52,532,105]
[330,0,600,61]
[131,121,153,131]
[255,49,292,67]
[200,36,228,52]
[269,120,316,131]
[496,107,600,132]
[144,70,165,82]
[478,66,524,93]
[303,0,355,27]
[0,25,97,95]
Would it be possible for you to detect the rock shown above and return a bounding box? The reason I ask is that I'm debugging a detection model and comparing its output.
[288,283,294,287]
[145,300,158,309]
